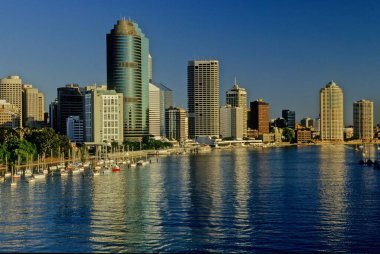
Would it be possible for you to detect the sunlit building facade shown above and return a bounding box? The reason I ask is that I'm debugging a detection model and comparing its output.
[188,60,220,138]
[0,75,22,128]
[84,85,123,144]
[226,79,247,137]
[320,81,344,141]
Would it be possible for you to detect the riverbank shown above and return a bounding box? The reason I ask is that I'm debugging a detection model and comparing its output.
[0,141,378,174]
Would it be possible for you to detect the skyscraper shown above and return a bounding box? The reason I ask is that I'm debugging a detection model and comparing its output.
[320,81,344,141]
[57,84,84,135]
[188,60,220,138]
[282,109,295,129]
[149,82,161,136]
[249,99,270,135]
[0,75,22,128]
[353,99,373,140]
[107,19,149,141]
[226,78,247,137]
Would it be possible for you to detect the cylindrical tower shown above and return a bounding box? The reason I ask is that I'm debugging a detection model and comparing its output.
[107,19,149,141]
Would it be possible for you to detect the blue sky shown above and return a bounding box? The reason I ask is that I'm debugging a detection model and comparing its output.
[1,0,380,124]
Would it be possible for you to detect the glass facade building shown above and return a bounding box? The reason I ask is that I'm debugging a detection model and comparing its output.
[282,109,295,129]
[107,19,149,141]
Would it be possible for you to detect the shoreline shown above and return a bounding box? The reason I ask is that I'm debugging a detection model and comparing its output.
[0,142,377,174]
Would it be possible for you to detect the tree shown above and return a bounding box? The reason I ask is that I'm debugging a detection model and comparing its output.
[282,128,295,143]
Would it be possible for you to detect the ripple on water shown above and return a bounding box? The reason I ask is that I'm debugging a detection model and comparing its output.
[1,147,380,252]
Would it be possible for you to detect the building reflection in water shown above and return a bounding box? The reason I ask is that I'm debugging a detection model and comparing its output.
[231,149,251,243]
[316,145,348,247]
[187,151,222,250]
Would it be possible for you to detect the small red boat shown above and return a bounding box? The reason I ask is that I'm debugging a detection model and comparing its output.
[112,165,120,172]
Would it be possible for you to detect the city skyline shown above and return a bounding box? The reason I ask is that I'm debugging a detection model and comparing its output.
[1,1,380,124]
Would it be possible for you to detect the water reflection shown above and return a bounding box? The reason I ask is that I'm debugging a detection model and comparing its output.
[1,147,380,252]
[187,152,223,250]
[316,145,348,251]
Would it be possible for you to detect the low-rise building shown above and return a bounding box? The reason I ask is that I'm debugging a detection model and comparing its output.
[296,129,312,143]
[261,132,282,144]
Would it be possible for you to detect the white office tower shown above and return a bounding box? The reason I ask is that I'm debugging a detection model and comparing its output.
[149,82,161,136]
[84,85,124,143]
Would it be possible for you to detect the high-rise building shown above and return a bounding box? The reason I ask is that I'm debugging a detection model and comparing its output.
[220,105,244,139]
[148,82,173,137]
[0,75,22,128]
[282,109,295,129]
[249,99,270,135]
[165,106,188,142]
[57,84,84,135]
[107,19,149,141]
[66,116,84,143]
[226,78,247,137]
[320,81,344,141]
[22,84,44,127]
[84,85,123,143]
[149,82,161,136]
[147,55,173,137]
[188,60,220,138]
[353,99,373,140]
[0,100,19,128]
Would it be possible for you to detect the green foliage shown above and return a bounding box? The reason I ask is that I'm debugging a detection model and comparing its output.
[23,127,72,157]
[0,127,74,167]
[123,136,173,151]
[0,128,18,143]
[282,128,295,143]
[3,136,37,164]
[0,143,10,164]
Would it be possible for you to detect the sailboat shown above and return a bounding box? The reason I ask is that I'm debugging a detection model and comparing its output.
[13,159,21,179]
[24,155,33,177]
[4,156,11,178]
[34,155,46,180]
[10,166,17,187]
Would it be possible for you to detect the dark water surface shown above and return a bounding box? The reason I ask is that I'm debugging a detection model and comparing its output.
[1,145,380,252]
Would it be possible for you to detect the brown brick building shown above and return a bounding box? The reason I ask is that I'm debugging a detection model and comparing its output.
[249,99,269,135]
